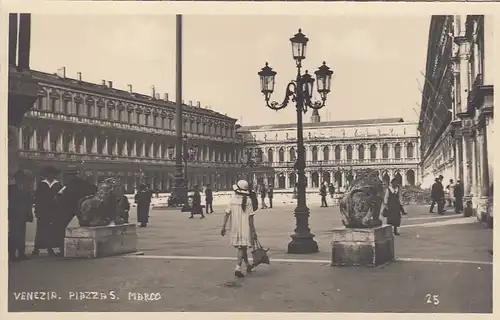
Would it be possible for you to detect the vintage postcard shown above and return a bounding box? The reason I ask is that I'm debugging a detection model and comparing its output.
[3,1,495,316]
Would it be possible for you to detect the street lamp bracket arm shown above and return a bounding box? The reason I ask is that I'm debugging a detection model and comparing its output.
[306,97,327,110]
[266,81,297,111]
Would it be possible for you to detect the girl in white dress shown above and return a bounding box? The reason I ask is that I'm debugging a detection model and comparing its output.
[221,180,257,278]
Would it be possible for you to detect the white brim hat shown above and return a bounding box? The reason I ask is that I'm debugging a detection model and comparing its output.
[232,179,250,194]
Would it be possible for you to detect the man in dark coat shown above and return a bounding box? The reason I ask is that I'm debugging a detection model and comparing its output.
[189,185,205,219]
[268,184,274,209]
[135,184,152,227]
[454,179,464,214]
[320,183,328,207]
[56,167,97,250]
[429,177,445,214]
[328,183,335,199]
[8,170,34,261]
[205,184,214,214]
[33,166,63,256]
[120,192,131,223]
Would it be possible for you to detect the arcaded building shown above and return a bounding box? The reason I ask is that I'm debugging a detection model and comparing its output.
[16,69,272,193]
[239,115,420,190]
[419,15,493,223]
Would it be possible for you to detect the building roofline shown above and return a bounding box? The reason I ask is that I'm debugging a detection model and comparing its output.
[30,69,237,123]
[237,117,416,131]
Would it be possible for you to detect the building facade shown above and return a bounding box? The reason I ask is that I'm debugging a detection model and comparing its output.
[17,69,267,193]
[239,117,420,190]
[419,15,493,224]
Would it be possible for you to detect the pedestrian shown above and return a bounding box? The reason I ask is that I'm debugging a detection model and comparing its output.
[320,183,328,207]
[249,183,259,211]
[189,185,205,219]
[56,167,97,251]
[120,191,131,223]
[205,184,214,214]
[430,177,445,214]
[8,170,34,261]
[260,183,268,209]
[445,179,456,207]
[380,178,406,235]
[220,180,258,278]
[268,184,274,208]
[328,183,335,199]
[454,179,464,214]
[33,166,63,257]
[135,184,152,227]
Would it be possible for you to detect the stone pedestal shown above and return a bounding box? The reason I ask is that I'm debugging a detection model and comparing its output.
[331,225,394,267]
[64,224,137,258]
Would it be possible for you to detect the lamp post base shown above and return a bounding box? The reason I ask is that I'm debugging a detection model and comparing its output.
[287,233,319,254]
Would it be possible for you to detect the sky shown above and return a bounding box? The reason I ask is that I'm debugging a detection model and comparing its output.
[29,14,430,126]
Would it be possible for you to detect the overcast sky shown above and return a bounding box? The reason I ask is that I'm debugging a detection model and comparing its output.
[29,14,430,126]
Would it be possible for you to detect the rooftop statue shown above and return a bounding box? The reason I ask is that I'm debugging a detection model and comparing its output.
[78,177,126,227]
[339,168,384,228]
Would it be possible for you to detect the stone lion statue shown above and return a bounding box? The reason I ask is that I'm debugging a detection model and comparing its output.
[78,177,126,227]
[339,169,384,228]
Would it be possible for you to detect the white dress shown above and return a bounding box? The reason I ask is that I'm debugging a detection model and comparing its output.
[225,194,255,247]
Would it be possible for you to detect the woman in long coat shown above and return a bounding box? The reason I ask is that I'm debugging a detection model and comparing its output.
[33,166,63,256]
[135,184,152,227]
[220,180,258,278]
[189,185,205,219]
[380,178,406,235]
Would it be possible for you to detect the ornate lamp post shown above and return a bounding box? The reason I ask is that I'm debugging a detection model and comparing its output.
[258,29,333,254]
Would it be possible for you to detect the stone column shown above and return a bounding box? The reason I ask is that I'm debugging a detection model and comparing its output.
[150,141,154,158]
[18,127,23,149]
[30,128,37,150]
[124,140,128,156]
[70,133,75,153]
[103,136,108,155]
[141,141,146,157]
[401,142,406,159]
[113,138,118,155]
[461,131,473,197]
[476,129,487,196]
[458,41,470,114]
[158,143,163,159]
[341,145,346,161]
[82,135,87,154]
[57,131,63,152]
[92,136,98,154]
[352,144,358,161]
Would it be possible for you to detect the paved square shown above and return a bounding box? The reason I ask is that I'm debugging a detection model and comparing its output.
[10,203,493,312]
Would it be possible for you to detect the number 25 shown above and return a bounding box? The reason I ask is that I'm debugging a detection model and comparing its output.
[426,294,440,305]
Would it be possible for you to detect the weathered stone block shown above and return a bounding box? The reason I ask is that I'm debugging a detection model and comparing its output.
[64,224,137,258]
[331,225,394,267]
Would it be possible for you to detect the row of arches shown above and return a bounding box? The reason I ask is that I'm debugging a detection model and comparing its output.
[273,169,416,189]
[254,143,416,163]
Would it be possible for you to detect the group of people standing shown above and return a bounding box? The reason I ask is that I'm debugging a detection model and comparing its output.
[8,165,156,261]
[319,183,336,207]
[257,184,273,209]
[430,175,464,215]
[8,166,97,260]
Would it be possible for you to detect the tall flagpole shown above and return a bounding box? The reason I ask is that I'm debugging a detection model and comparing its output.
[173,14,185,206]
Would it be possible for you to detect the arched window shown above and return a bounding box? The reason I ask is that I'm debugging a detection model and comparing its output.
[267,148,274,163]
[406,143,414,158]
[289,147,296,161]
[323,146,330,161]
[382,143,389,159]
[278,147,285,162]
[312,146,318,162]
[358,145,365,160]
[257,149,263,162]
[346,145,353,160]
[394,143,401,159]
[335,146,341,160]
[370,144,377,160]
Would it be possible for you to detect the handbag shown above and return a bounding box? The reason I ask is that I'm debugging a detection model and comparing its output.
[251,238,270,267]
[381,208,388,218]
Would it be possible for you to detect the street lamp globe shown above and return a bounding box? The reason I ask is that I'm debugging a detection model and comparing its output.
[258,62,277,100]
[314,61,334,99]
[301,70,315,100]
[289,29,309,65]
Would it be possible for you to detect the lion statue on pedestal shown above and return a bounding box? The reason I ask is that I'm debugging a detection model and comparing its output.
[339,169,384,228]
[78,177,126,227]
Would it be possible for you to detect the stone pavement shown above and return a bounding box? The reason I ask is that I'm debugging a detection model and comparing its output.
[10,203,493,312]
